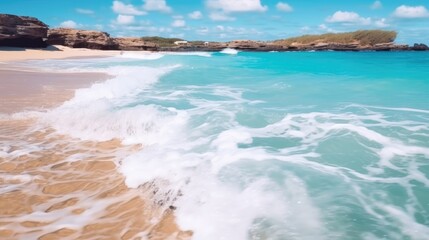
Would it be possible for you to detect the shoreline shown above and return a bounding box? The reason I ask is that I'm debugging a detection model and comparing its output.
[1,43,428,64]
[0,57,189,238]
[0,45,121,62]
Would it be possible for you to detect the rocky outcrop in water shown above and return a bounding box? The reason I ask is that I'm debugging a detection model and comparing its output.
[0,14,48,48]
[47,28,118,50]
[411,43,429,51]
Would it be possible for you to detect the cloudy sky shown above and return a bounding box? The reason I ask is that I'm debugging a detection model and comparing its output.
[2,0,429,43]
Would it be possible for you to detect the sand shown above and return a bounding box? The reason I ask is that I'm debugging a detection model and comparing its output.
[0,48,190,239]
[0,45,119,113]
[0,67,109,113]
[0,45,120,62]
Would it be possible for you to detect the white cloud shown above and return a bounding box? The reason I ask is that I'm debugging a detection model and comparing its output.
[60,20,78,28]
[393,5,429,18]
[371,1,382,10]
[207,0,267,12]
[143,0,172,13]
[219,26,262,37]
[374,18,389,27]
[216,25,225,31]
[326,11,371,25]
[276,2,293,12]
[189,11,203,19]
[76,8,94,15]
[112,1,145,15]
[209,12,235,21]
[116,15,135,25]
[318,24,335,33]
[172,19,186,27]
[318,24,327,30]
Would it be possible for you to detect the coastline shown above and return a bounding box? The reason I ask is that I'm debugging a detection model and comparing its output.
[0,45,120,62]
[0,57,189,239]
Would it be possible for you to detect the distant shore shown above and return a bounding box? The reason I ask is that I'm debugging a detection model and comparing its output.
[2,13,428,53]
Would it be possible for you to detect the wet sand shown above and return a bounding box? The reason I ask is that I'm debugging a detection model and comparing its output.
[0,67,109,113]
[0,57,189,239]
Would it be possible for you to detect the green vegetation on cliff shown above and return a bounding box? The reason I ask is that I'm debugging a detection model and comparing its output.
[275,30,397,46]
[140,36,184,47]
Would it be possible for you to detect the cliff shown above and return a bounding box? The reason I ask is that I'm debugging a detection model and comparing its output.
[271,30,413,51]
[1,14,428,52]
[113,38,158,51]
[0,14,48,48]
[47,29,159,51]
[47,28,118,50]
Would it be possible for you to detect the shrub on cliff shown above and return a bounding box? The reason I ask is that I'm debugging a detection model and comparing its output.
[276,30,397,46]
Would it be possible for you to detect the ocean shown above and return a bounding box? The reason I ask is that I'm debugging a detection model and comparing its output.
[3,50,429,239]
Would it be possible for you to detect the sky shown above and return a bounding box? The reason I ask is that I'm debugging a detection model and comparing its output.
[1,0,429,43]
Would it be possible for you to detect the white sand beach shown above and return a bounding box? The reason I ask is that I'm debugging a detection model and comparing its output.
[0,45,120,62]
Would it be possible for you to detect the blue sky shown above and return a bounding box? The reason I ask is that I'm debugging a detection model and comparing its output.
[1,0,429,43]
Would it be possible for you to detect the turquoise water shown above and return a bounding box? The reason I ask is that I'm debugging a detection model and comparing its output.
[28,51,429,239]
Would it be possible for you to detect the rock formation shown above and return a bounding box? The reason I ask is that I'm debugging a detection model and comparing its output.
[411,43,429,51]
[159,41,227,51]
[1,14,428,52]
[47,28,118,50]
[0,14,48,48]
[113,38,158,51]
[227,40,267,50]
[47,29,159,51]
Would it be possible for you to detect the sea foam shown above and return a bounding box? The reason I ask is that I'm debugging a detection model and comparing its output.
[220,48,239,55]
[20,52,429,240]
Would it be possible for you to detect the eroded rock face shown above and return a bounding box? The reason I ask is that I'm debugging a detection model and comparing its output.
[47,28,118,50]
[228,40,267,50]
[113,38,158,51]
[0,14,48,48]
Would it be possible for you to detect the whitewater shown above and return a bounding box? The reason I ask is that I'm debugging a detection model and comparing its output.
[2,51,429,240]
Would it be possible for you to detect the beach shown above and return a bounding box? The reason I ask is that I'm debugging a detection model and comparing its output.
[0,45,120,62]
[1,49,429,240]
[0,48,190,239]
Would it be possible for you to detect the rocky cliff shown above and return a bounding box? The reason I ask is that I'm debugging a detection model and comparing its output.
[113,37,158,51]
[1,14,428,52]
[47,29,159,51]
[47,28,118,50]
[268,30,427,51]
[0,14,48,48]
